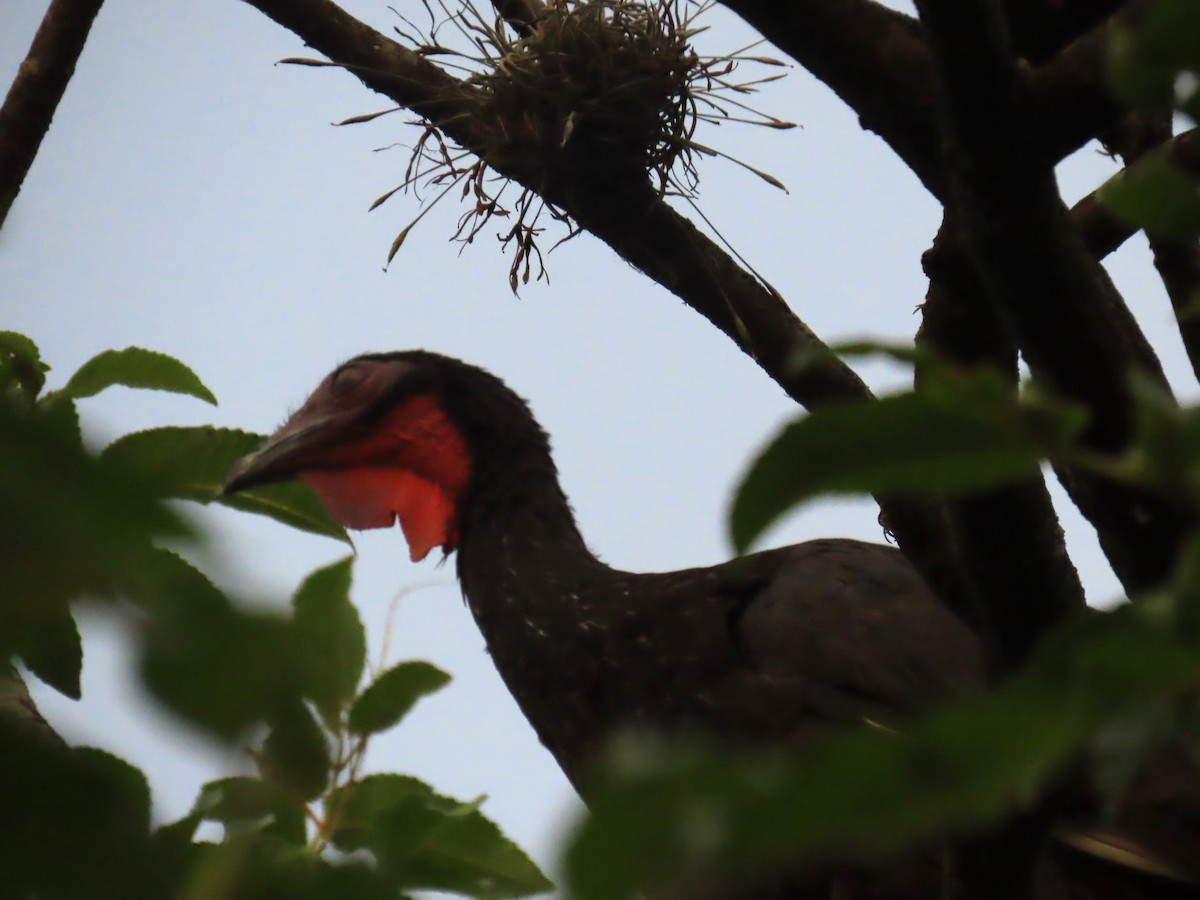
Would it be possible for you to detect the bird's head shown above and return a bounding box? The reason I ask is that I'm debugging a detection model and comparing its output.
[223,352,475,562]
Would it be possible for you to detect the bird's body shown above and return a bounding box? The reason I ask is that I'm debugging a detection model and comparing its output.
[223,350,1199,898]
[461,536,983,791]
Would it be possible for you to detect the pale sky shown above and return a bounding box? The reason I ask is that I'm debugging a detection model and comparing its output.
[1,0,1181,886]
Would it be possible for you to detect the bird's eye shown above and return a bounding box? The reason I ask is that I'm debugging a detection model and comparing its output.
[329,365,365,396]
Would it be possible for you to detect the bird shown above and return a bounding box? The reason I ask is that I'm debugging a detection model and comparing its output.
[223,350,1199,899]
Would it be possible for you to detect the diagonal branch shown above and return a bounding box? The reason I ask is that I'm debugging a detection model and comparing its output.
[1072,128,1200,260]
[717,0,1146,212]
[0,0,106,230]
[1022,0,1153,169]
[1106,116,1200,385]
[1149,235,1200,383]
[918,218,1087,672]
[714,0,945,198]
[1001,0,1124,63]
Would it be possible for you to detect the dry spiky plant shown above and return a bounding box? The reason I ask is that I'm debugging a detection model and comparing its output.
[339,0,795,292]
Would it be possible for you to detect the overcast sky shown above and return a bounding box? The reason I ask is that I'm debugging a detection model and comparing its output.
[1,0,1188,887]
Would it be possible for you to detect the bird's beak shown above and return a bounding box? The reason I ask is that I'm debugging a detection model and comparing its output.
[222,414,337,496]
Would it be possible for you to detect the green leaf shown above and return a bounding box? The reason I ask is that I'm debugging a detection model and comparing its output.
[566,607,1200,900]
[184,836,392,900]
[786,339,949,379]
[1108,0,1200,113]
[150,810,203,886]
[196,776,307,845]
[0,398,185,659]
[292,557,366,725]
[349,661,451,736]
[58,346,217,405]
[100,426,349,544]
[259,699,331,802]
[730,377,1085,553]
[136,551,305,739]
[331,775,553,897]
[17,602,82,699]
[0,729,156,899]
[0,331,49,400]
[1099,156,1200,241]
[1119,374,1200,492]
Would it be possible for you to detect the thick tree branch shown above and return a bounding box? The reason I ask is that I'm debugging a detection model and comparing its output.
[0,0,106,230]
[715,0,945,198]
[915,0,1190,595]
[1023,3,1148,169]
[1107,116,1200,385]
[1001,0,1124,63]
[1149,235,1200,383]
[919,219,1086,672]
[717,0,1143,213]
[1072,127,1200,259]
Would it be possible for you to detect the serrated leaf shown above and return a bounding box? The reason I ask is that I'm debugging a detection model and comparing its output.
[331,775,552,897]
[38,393,82,447]
[349,661,450,736]
[100,426,349,544]
[292,557,366,725]
[17,603,82,699]
[184,835,392,899]
[0,331,49,399]
[136,551,304,738]
[786,339,957,383]
[196,776,307,845]
[259,699,330,802]
[1100,156,1200,241]
[730,381,1085,553]
[0,399,185,650]
[149,810,203,889]
[0,736,156,898]
[59,346,217,404]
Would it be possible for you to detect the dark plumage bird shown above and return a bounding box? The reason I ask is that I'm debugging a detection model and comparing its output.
[224,350,1199,898]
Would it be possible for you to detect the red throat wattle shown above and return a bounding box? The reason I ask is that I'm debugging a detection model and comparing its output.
[300,393,471,562]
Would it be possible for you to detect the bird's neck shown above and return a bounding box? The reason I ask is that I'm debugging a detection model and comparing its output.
[455,457,614,629]
[453,454,625,786]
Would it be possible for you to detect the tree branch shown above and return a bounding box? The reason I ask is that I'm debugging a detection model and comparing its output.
[0,0,106,230]
[1001,0,1125,63]
[717,0,1144,214]
[1107,116,1200,385]
[1148,235,1200,383]
[915,0,1191,595]
[1023,3,1143,169]
[918,219,1087,672]
[1071,127,1200,259]
[715,0,945,198]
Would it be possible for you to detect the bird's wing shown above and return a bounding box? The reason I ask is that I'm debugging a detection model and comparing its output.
[699,540,986,738]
